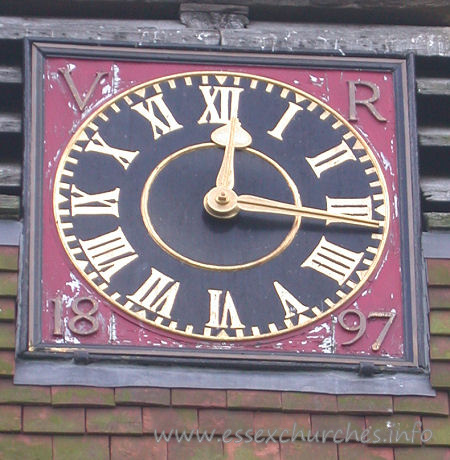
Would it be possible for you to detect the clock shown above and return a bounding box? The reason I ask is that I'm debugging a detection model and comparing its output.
[22,43,424,373]
[52,69,388,341]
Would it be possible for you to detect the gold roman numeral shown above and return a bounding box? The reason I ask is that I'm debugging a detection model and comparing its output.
[325,196,372,223]
[79,227,138,282]
[84,132,139,170]
[306,140,356,178]
[273,281,310,319]
[206,289,245,329]
[70,184,120,217]
[267,102,303,140]
[127,268,180,319]
[301,236,363,285]
[197,85,243,124]
[131,93,183,140]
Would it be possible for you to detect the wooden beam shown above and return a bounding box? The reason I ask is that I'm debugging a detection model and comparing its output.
[421,177,450,203]
[418,127,450,147]
[0,114,21,133]
[7,0,450,12]
[417,78,450,96]
[0,164,21,190]
[0,17,220,47]
[226,24,450,57]
[0,195,20,219]
[0,67,22,84]
[0,17,448,56]
[38,0,450,5]
[424,212,450,231]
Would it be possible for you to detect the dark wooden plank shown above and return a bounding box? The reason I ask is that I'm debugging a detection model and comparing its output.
[417,78,450,96]
[223,25,450,57]
[418,127,450,147]
[2,0,449,26]
[0,195,19,219]
[424,212,450,231]
[0,114,21,133]
[35,0,450,5]
[0,164,21,190]
[421,177,450,203]
[0,17,448,57]
[0,67,21,84]
[0,17,220,46]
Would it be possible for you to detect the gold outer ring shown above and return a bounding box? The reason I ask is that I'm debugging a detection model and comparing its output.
[53,70,390,340]
[141,142,302,271]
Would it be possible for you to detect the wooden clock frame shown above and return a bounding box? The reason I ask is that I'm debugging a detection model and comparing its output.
[15,39,430,393]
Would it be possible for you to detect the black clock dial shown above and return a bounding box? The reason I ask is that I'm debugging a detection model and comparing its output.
[53,71,389,340]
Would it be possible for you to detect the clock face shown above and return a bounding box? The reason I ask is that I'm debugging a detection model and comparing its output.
[53,70,389,341]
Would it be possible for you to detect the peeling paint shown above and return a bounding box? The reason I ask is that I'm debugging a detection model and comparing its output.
[108,314,117,343]
[309,74,324,87]
[102,83,112,96]
[67,272,82,295]
[63,319,81,344]
[379,151,394,176]
[112,64,121,94]
[309,323,331,335]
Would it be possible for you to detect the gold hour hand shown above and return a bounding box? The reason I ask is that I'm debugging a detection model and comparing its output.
[211,117,252,190]
[236,194,381,228]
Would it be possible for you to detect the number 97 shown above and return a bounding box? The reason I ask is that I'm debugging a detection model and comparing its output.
[337,309,396,351]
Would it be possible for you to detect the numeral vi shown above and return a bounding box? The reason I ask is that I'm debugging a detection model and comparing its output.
[206,289,245,330]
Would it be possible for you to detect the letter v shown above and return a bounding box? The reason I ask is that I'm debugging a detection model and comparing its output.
[58,67,108,111]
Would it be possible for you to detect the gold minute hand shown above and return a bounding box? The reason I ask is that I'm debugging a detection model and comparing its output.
[211,117,252,190]
[236,194,381,228]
